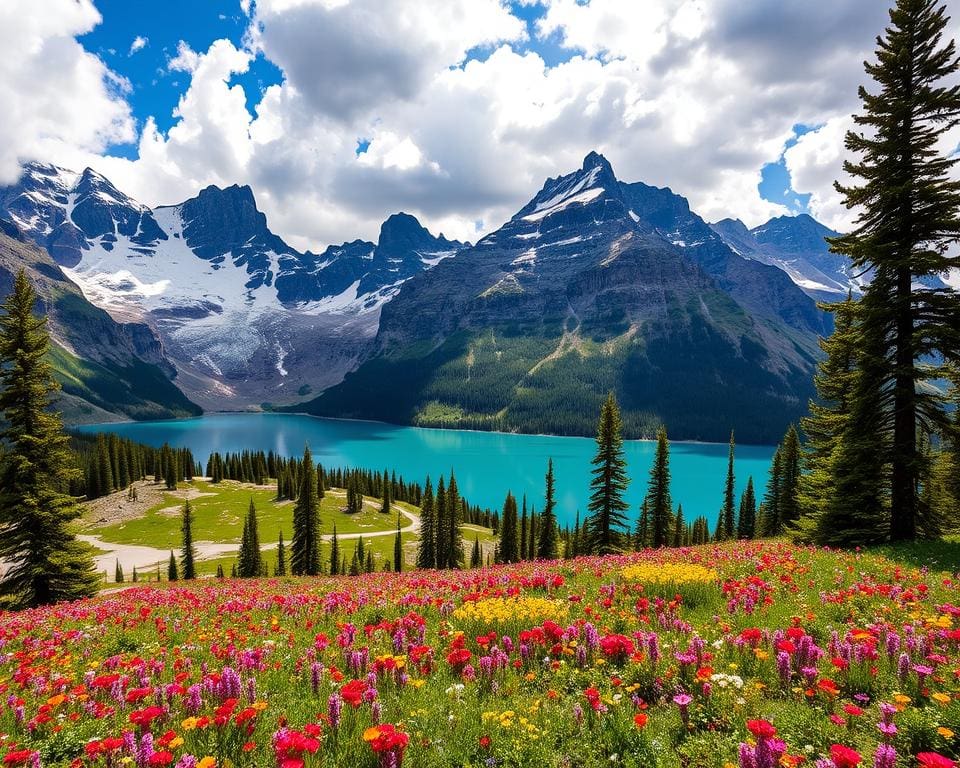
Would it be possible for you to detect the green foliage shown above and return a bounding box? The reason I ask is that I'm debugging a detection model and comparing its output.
[416,478,436,569]
[497,492,520,564]
[537,459,559,560]
[237,499,263,578]
[0,270,99,609]
[648,427,672,549]
[291,446,321,575]
[829,0,960,540]
[717,432,736,541]
[180,500,197,580]
[586,393,631,554]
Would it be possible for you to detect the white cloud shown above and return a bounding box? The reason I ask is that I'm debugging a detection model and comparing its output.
[10,0,954,252]
[168,40,203,73]
[129,35,148,55]
[0,0,134,184]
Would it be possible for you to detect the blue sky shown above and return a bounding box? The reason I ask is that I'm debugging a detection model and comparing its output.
[80,0,283,158]
[7,0,904,248]
[78,0,812,218]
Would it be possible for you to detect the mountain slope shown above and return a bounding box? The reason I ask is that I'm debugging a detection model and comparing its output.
[292,153,822,443]
[0,164,462,409]
[710,214,864,301]
[0,219,201,423]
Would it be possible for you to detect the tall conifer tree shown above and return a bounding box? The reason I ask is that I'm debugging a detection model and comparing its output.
[537,459,559,559]
[719,431,736,540]
[830,0,960,539]
[416,478,436,569]
[291,447,320,575]
[648,427,672,548]
[585,393,630,554]
[0,271,99,608]
[180,501,197,580]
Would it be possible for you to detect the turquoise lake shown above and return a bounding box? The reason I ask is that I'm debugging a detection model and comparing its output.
[78,414,776,527]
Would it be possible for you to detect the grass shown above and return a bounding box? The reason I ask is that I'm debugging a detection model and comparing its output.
[88,479,498,582]
[90,479,407,549]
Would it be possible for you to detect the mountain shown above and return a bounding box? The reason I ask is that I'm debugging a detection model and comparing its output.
[291,152,824,443]
[0,163,462,409]
[0,218,200,423]
[710,214,863,301]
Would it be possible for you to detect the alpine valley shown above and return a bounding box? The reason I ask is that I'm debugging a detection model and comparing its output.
[0,152,859,442]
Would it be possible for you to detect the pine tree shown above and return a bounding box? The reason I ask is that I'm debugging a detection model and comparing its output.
[718,431,736,541]
[760,448,782,537]
[497,492,520,563]
[470,536,482,568]
[536,459,559,559]
[180,501,197,580]
[168,551,179,581]
[585,393,630,554]
[446,472,464,568]
[416,478,436,569]
[394,513,403,573]
[356,535,365,566]
[329,525,340,576]
[736,477,757,540]
[115,559,124,584]
[330,523,343,576]
[634,499,650,550]
[291,446,321,575]
[520,498,528,561]
[778,426,802,529]
[132,566,139,583]
[276,531,287,576]
[830,0,960,540]
[365,549,374,573]
[237,499,262,577]
[349,548,360,576]
[795,296,861,533]
[0,272,99,608]
[434,477,449,567]
[672,505,684,548]
[648,427,672,548]
[380,476,392,515]
[215,564,223,578]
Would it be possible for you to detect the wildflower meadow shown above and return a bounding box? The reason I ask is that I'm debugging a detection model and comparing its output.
[1,542,959,768]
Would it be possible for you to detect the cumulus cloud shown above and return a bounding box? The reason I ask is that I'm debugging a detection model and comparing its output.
[0,0,134,184]
[9,0,955,251]
[129,35,148,55]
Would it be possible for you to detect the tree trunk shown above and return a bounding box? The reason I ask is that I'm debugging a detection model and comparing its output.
[890,264,917,540]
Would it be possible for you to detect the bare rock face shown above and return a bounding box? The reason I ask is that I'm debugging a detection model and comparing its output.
[299,153,825,444]
[0,163,463,409]
[0,219,200,422]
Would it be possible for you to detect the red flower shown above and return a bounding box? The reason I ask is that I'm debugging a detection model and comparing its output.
[340,679,368,708]
[917,754,955,768]
[599,634,635,663]
[147,752,174,766]
[633,713,648,729]
[746,720,777,739]
[446,648,472,670]
[3,751,36,766]
[830,744,862,768]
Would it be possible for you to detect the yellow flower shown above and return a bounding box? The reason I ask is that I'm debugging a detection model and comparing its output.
[620,562,717,585]
[252,701,268,711]
[409,679,426,689]
[181,717,199,731]
[931,692,950,705]
[167,737,184,749]
[363,726,382,742]
[452,596,569,626]
[197,759,216,768]
[937,727,954,739]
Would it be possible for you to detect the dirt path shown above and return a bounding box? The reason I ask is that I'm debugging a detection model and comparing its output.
[83,501,420,574]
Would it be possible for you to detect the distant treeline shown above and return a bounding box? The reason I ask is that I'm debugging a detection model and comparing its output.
[72,435,500,531]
